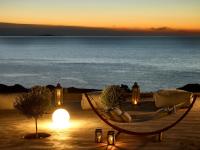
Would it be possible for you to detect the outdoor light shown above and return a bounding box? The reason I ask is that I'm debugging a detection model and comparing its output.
[131,82,140,105]
[55,83,63,106]
[107,131,115,145]
[95,128,103,143]
[52,108,70,129]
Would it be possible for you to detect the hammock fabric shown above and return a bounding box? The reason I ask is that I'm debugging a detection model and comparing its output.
[84,93,197,141]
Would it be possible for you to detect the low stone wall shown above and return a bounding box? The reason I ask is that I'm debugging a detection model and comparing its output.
[63,92,82,102]
[81,92,104,110]
[0,93,23,109]
[0,91,83,110]
[62,88,99,103]
[154,89,192,108]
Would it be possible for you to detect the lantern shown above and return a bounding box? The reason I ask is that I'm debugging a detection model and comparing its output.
[95,128,103,143]
[131,82,140,105]
[107,131,115,145]
[55,83,63,107]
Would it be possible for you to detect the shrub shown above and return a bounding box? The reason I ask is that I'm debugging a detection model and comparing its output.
[100,85,124,109]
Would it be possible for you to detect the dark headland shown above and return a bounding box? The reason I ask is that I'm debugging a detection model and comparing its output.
[0,22,200,36]
[0,83,200,94]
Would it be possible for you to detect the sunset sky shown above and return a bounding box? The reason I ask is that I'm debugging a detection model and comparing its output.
[0,0,199,30]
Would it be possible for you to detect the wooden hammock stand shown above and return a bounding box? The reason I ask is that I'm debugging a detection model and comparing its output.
[84,93,197,142]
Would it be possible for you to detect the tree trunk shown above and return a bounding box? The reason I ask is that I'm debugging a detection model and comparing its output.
[35,117,38,138]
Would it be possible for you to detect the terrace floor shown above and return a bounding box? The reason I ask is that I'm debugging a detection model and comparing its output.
[0,99,200,150]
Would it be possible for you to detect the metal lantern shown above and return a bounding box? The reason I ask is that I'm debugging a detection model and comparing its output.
[55,83,63,107]
[131,82,140,105]
[107,131,115,145]
[95,128,103,143]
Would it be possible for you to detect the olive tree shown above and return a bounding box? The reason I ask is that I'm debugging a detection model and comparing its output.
[101,85,124,109]
[14,86,51,138]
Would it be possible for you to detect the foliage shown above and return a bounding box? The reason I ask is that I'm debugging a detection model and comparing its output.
[120,84,131,93]
[14,86,51,138]
[100,85,124,109]
[14,86,51,119]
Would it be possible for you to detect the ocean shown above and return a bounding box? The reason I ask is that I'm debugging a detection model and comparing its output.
[0,36,199,92]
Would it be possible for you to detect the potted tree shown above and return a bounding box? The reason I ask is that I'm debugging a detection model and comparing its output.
[14,86,51,139]
[100,85,132,122]
[101,85,124,109]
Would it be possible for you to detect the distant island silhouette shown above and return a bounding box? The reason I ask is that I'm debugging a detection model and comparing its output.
[0,22,199,36]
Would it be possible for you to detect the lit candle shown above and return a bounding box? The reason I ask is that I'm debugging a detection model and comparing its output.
[134,99,138,105]
[108,135,113,144]
[107,131,115,145]
[97,134,101,143]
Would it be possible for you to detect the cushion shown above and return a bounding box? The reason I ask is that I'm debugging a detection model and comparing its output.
[109,107,124,122]
[121,111,132,122]
[109,107,132,122]
[154,89,192,108]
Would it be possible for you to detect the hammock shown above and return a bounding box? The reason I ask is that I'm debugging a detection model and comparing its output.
[84,93,197,141]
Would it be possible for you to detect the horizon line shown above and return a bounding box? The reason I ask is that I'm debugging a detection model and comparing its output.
[1,21,200,32]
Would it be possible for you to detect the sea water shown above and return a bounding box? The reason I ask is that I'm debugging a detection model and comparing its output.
[0,36,199,91]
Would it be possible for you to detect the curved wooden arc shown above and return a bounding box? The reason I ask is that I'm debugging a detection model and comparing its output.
[84,93,197,136]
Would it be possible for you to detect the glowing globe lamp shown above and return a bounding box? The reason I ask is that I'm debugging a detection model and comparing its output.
[52,108,70,129]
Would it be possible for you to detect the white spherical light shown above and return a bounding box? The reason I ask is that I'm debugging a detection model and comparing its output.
[52,108,70,129]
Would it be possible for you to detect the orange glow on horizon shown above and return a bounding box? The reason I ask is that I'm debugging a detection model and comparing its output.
[0,0,200,31]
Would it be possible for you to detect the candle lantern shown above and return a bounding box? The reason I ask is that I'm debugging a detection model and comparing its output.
[131,82,140,105]
[95,128,103,143]
[55,83,63,107]
[107,131,115,145]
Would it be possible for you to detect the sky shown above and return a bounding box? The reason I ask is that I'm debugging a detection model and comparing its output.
[0,0,200,30]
